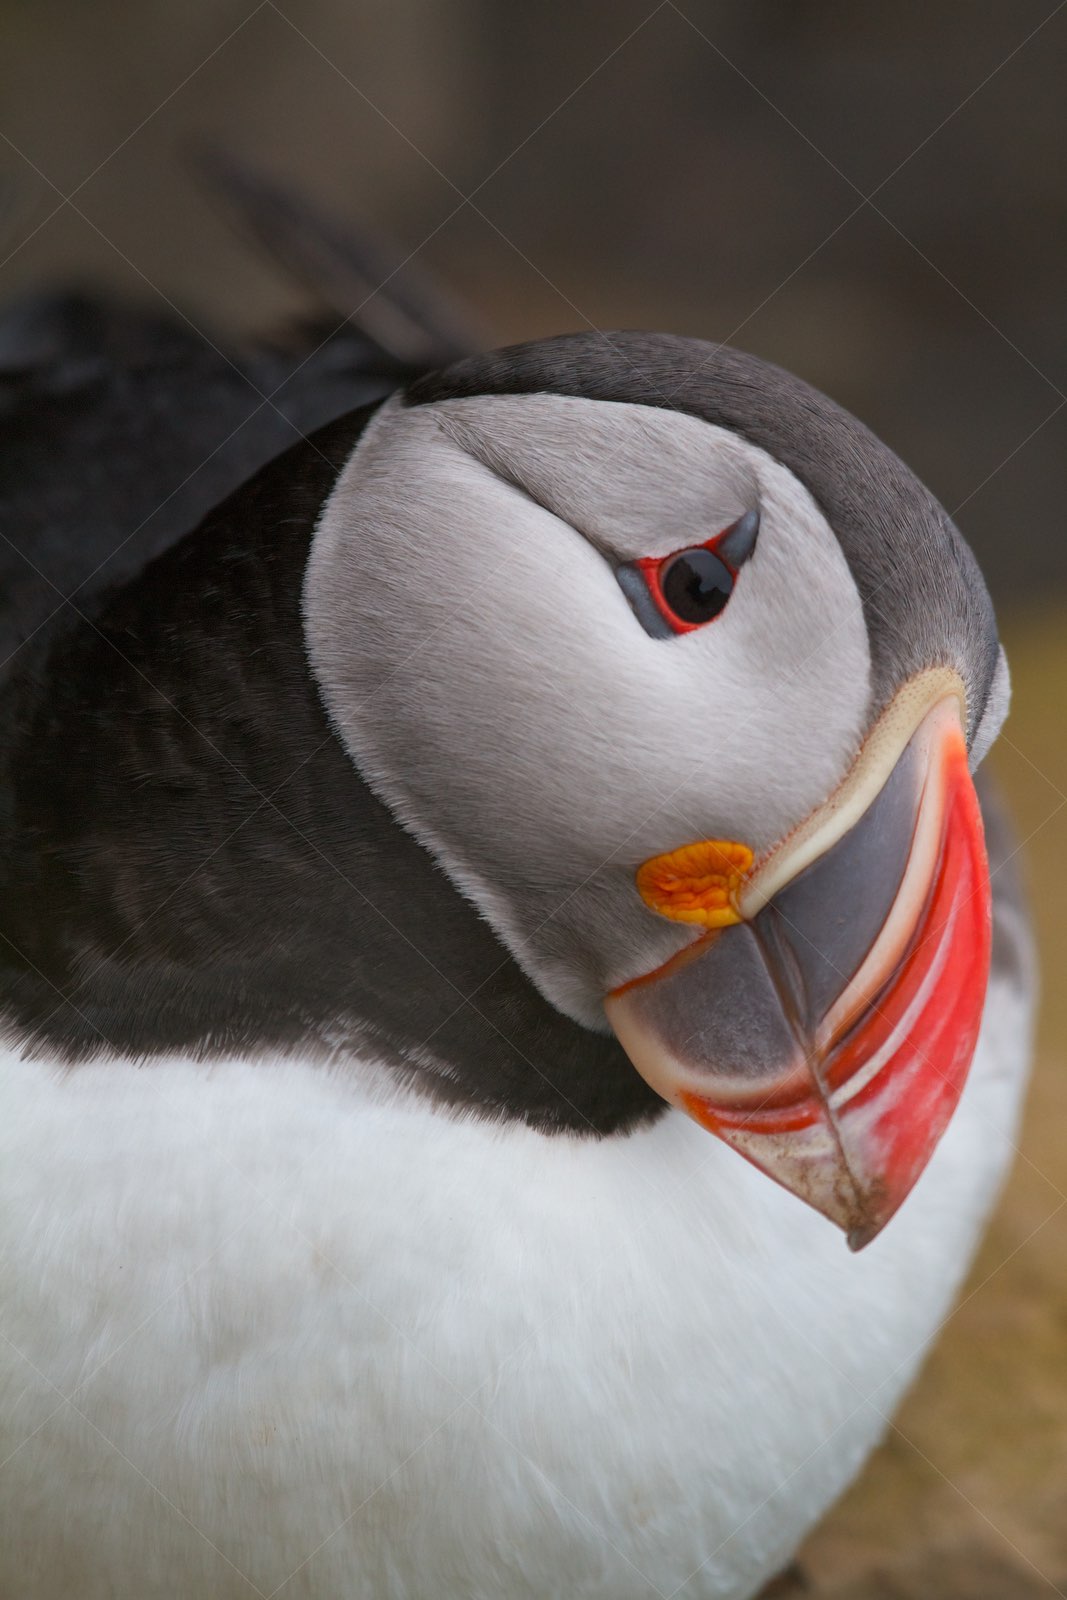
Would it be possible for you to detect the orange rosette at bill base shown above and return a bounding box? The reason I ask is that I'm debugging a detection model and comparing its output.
[635,838,754,928]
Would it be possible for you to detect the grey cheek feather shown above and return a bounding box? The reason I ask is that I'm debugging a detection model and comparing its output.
[306,391,872,1029]
[969,644,1011,770]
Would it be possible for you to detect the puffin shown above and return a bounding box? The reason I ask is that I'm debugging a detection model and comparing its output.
[0,180,1035,1600]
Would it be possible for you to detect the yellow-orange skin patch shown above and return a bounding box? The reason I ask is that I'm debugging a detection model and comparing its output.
[636,838,754,928]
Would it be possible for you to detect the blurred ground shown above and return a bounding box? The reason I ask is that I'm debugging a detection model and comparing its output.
[798,610,1067,1598]
[1,2,1065,1594]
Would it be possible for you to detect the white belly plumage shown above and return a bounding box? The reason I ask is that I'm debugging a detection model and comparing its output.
[0,962,1029,1600]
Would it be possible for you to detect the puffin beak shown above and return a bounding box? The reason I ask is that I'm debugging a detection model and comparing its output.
[604,671,991,1249]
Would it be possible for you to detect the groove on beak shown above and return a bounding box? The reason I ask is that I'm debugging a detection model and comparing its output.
[605,670,991,1249]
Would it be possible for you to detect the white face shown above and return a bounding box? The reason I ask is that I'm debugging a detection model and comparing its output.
[304,392,873,1028]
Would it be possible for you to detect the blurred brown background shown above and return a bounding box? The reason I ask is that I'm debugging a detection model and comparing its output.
[2,2,1065,1594]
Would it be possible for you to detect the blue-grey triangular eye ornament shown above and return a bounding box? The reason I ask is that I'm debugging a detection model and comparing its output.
[616,508,759,638]
[715,507,760,569]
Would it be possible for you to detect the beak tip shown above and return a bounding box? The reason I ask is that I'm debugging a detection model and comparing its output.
[844,1204,891,1252]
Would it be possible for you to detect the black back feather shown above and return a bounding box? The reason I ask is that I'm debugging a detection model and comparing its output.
[0,181,658,1135]
[0,413,658,1134]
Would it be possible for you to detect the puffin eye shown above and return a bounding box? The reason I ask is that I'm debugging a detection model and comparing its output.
[615,509,760,640]
[660,547,733,626]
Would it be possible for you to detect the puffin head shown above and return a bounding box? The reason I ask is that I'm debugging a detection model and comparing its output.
[304,331,1007,1249]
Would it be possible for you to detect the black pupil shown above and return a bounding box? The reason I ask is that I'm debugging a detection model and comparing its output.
[660,547,734,625]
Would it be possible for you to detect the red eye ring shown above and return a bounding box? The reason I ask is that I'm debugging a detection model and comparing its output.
[616,510,759,640]
[634,544,736,635]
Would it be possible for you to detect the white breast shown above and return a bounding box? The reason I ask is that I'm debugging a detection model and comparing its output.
[0,958,1029,1600]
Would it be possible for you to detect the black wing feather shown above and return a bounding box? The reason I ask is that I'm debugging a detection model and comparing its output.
[0,164,477,668]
